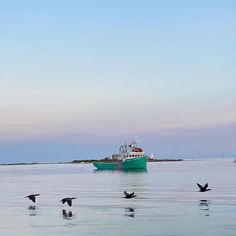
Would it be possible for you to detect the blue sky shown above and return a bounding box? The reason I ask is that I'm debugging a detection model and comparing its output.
[0,0,236,163]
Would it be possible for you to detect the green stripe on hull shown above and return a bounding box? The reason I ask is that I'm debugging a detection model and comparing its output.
[93,156,147,170]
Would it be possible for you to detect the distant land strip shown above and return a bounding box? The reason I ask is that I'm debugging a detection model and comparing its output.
[0,158,184,166]
[72,158,184,163]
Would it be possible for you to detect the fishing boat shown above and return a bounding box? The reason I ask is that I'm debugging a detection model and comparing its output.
[93,141,147,170]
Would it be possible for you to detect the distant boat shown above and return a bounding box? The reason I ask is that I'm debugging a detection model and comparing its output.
[93,141,147,170]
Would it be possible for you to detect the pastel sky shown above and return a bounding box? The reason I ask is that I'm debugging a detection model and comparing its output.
[0,0,236,163]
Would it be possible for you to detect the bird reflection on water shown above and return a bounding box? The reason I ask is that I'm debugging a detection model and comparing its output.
[125,207,135,218]
[62,209,74,220]
[28,205,37,216]
[28,205,36,210]
[199,200,211,216]
[199,199,210,207]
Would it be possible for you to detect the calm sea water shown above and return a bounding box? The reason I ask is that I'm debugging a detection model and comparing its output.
[0,159,235,236]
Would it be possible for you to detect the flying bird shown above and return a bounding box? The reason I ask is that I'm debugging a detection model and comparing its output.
[197,183,211,192]
[60,197,76,207]
[25,194,40,203]
[123,191,136,199]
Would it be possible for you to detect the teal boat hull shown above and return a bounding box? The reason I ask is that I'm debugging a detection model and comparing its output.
[93,156,147,170]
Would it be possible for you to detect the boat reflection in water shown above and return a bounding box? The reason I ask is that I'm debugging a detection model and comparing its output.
[94,168,147,173]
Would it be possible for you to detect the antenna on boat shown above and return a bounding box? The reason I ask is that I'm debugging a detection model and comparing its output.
[129,108,138,144]
[134,118,138,143]
[131,112,138,143]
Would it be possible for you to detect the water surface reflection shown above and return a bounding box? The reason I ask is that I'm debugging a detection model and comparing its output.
[124,207,135,218]
[62,209,74,220]
[199,200,211,217]
[28,205,37,216]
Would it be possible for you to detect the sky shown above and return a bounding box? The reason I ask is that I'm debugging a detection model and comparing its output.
[0,0,236,163]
